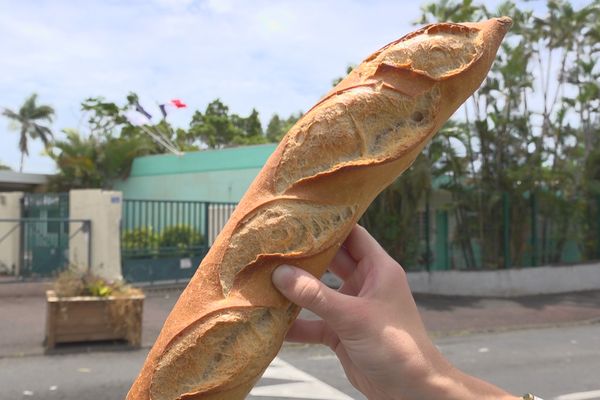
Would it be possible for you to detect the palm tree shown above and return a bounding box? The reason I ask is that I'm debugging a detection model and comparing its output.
[48,128,154,191]
[2,94,55,172]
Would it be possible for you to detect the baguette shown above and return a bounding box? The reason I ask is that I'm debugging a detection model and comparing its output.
[127,17,511,400]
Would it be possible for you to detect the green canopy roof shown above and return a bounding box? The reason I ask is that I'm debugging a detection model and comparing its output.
[129,144,278,177]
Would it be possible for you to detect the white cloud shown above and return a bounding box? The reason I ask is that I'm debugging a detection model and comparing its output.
[204,0,234,14]
[5,0,551,173]
[155,0,196,10]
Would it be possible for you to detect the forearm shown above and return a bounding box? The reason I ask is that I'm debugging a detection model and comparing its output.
[373,341,519,400]
[427,366,520,400]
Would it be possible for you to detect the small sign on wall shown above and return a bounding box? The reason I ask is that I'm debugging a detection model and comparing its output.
[180,258,192,269]
[111,196,121,204]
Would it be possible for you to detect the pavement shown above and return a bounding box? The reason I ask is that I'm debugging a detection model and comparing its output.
[2,323,600,399]
[1,280,600,358]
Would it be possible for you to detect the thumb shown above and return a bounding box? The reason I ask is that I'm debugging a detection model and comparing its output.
[272,265,345,322]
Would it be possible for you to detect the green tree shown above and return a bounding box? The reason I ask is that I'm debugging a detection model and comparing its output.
[231,108,268,146]
[243,109,263,137]
[81,96,126,137]
[189,99,241,148]
[2,94,55,172]
[48,128,153,190]
[414,0,600,267]
[48,129,103,189]
[265,112,303,143]
[48,93,164,190]
[189,99,280,147]
[266,114,283,142]
[417,0,482,23]
[361,153,433,267]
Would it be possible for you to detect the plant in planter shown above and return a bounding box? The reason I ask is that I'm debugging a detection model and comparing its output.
[45,268,144,350]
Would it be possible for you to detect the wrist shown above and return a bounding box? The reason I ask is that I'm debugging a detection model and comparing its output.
[425,365,519,400]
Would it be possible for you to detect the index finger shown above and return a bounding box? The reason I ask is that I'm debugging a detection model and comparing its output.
[343,224,385,262]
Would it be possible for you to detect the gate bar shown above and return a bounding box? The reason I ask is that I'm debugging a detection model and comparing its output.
[0,218,93,273]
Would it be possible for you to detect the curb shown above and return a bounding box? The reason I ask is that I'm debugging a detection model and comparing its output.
[428,316,600,339]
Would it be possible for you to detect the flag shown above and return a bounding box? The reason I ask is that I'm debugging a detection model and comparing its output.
[159,104,168,119]
[159,99,187,119]
[134,101,153,120]
[171,99,187,108]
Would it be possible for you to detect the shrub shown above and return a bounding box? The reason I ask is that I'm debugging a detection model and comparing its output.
[122,226,159,254]
[159,224,204,255]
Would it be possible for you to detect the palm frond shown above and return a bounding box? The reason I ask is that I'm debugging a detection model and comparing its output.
[29,105,55,122]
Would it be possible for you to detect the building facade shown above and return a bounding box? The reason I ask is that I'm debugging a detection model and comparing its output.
[115,144,277,202]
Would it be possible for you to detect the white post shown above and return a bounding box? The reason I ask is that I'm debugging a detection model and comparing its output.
[69,189,122,281]
[0,192,24,276]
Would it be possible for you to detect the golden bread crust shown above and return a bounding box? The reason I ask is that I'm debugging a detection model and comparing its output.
[127,18,511,400]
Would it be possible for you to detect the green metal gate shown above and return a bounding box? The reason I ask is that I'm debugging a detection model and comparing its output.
[21,193,70,277]
[121,199,237,283]
[0,193,91,279]
[0,218,91,278]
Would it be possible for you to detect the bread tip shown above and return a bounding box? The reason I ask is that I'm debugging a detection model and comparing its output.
[495,16,513,27]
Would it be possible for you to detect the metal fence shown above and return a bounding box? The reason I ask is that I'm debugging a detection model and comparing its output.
[120,192,600,283]
[0,218,91,280]
[382,192,600,272]
[120,199,237,283]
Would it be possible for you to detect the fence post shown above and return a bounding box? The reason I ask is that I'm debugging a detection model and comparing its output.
[435,210,450,270]
[69,190,122,280]
[530,193,538,267]
[503,192,511,269]
[204,202,210,246]
[86,220,92,272]
[424,199,431,271]
[597,196,600,259]
[0,193,25,277]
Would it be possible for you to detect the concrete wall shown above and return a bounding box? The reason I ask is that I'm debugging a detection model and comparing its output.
[0,192,23,275]
[407,263,600,297]
[69,189,122,281]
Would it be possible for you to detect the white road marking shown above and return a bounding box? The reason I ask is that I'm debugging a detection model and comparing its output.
[555,390,600,400]
[250,357,355,400]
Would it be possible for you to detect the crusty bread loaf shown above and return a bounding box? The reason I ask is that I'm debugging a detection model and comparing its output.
[127,18,511,400]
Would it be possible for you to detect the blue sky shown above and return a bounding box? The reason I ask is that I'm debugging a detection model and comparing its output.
[0,0,576,173]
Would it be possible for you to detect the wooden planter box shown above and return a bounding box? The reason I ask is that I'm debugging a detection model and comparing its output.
[45,290,144,349]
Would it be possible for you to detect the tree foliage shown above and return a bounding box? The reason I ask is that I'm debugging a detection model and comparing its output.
[359,0,600,268]
[47,94,165,190]
[368,0,600,269]
[188,99,299,148]
[47,128,154,191]
[46,93,300,189]
[1,93,55,172]
[265,112,303,142]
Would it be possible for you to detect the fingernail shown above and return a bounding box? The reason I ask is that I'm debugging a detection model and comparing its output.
[272,265,295,288]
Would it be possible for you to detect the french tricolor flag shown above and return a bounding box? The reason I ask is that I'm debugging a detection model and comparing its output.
[159,99,187,118]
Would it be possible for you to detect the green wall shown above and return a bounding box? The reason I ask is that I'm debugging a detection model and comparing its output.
[115,144,277,202]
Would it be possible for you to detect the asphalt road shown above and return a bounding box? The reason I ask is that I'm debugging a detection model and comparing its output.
[1,323,598,400]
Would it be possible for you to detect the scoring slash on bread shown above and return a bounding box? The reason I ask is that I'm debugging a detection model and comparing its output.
[127,17,512,400]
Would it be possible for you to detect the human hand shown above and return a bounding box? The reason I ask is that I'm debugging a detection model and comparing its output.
[272,225,518,400]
